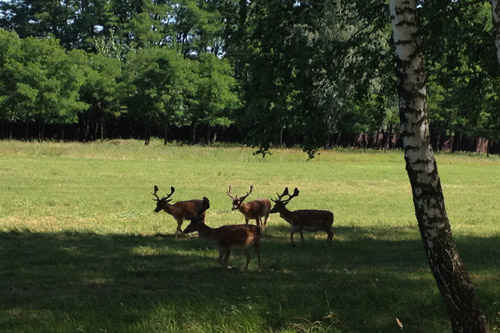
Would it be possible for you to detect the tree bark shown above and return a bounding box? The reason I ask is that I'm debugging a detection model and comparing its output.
[99,114,105,141]
[491,0,500,68]
[389,1,488,332]
[191,122,198,144]
[163,124,168,145]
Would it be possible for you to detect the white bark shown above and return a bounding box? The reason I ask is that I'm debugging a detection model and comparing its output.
[491,0,500,68]
[389,1,488,331]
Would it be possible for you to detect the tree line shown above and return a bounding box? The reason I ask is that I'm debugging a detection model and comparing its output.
[0,0,499,156]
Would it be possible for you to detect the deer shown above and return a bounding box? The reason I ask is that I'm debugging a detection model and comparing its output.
[152,185,208,233]
[227,185,271,231]
[270,187,334,247]
[183,197,262,271]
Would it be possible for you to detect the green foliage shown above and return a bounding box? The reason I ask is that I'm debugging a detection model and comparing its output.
[0,31,87,137]
[1,0,500,153]
[422,1,500,149]
[123,47,196,135]
[0,29,22,123]
[222,1,395,157]
[192,53,239,128]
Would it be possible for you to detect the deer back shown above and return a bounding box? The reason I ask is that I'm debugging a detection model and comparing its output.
[168,199,206,219]
[289,209,334,227]
[184,219,261,250]
[239,199,271,219]
[214,224,262,248]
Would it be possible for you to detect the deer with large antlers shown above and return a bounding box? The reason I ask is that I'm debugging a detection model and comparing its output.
[270,187,334,247]
[183,197,262,271]
[227,185,271,231]
[152,185,207,233]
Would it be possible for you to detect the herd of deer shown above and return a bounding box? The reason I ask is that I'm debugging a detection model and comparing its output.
[152,185,335,271]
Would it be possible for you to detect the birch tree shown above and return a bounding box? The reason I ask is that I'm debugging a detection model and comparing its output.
[388,0,488,331]
[492,0,500,68]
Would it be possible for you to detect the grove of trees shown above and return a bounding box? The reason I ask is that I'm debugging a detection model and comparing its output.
[1,0,499,156]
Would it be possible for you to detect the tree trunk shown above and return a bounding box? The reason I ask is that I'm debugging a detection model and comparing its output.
[25,121,29,141]
[490,0,500,159]
[191,122,198,144]
[212,129,218,143]
[389,1,488,332]
[205,126,211,144]
[491,0,500,68]
[38,121,44,142]
[99,114,105,141]
[388,124,393,149]
[163,124,168,145]
[144,120,151,145]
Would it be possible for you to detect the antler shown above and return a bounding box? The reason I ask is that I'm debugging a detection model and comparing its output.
[152,185,175,201]
[152,185,160,201]
[239,185,254,201]
[227,185,236,200]
[165,186,175,200]
[273,187,299,204]
[227,185,254,201]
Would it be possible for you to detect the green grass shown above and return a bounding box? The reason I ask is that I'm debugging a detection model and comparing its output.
[0,139,499,332]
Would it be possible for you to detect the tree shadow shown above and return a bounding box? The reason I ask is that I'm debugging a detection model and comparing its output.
[0,227,498,332]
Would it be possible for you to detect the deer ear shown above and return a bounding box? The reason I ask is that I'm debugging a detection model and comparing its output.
[201,197,210,211]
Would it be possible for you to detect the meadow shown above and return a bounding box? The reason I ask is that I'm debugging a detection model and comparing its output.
[0,140,499,332]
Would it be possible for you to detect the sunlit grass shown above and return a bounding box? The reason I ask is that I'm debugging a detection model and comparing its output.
[0,139,499,332]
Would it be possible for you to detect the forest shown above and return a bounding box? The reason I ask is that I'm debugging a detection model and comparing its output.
[1,0,499,156]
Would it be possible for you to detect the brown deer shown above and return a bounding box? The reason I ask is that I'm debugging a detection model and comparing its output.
[184,197,262,271]
[270,187,334,247]
[227,185,271,230]
[152,185,207,233]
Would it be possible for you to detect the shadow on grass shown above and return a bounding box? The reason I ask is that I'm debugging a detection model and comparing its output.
[0,226,498,332]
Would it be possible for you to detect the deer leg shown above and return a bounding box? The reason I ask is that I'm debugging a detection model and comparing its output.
[263,214,269,230]
[175,218,183,233]
[290,231,296,247]
[244,249,251,271]
[299,230,304,243]
[223,248,231,269]
[327,229,333,244]
[255,218,261,228]
[245,218,249,225]
[218,250,225,266]
[254,243,261,272]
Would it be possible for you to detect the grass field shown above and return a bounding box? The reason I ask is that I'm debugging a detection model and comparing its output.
[0,139,499,332]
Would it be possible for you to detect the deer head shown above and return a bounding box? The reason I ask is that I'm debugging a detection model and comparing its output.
[152,185,175,213]
[227,185,253,210]
[270,187,300,213]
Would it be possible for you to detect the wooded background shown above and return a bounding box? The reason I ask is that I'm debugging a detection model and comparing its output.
[1,1,499,156]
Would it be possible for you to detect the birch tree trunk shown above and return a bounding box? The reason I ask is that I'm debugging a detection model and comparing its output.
[491,0,500,68]
[388,1,488,332]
